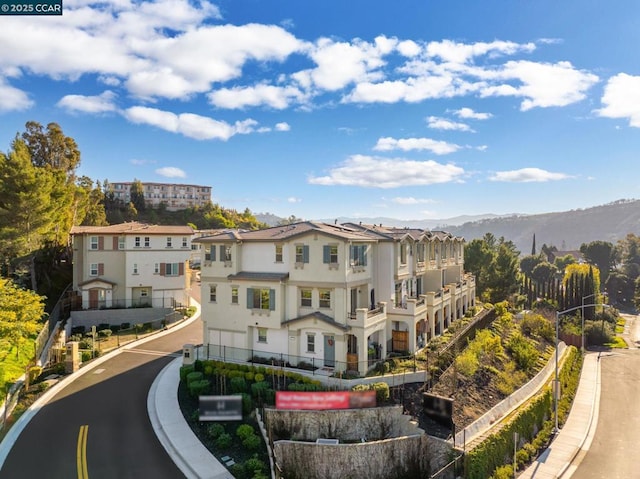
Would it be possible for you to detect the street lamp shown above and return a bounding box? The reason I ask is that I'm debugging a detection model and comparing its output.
[554,303,610,433]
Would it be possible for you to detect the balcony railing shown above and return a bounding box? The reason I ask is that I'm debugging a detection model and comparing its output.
[348,302,387,327]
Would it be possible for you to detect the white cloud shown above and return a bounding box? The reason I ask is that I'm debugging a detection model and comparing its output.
[275,122,291,131]
[0,78,33,111]
[130,158,156,165]
[123,106,258,140]
[391,197,435,205]
[489,167,570,182]
[397,40,421,57]
[481,60,599,110]
[208,84,306,110]
[57,90,117,113]
[595,73,640,127]
[425,39,536,64]
[308,155,465,188]
[287,197,301,203]
[426,116,473,132]
[156,166,186,178]
[374,136,461,155]
[454,107,492,120]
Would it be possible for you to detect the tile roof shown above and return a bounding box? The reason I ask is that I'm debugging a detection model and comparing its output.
[281,311,351,331]
[226,271,290,282]
[70,222,194,235]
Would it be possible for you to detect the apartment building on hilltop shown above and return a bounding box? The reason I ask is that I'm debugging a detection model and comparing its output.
[196,221,476,376]
[110,182,212,211]
[70,222,194,309]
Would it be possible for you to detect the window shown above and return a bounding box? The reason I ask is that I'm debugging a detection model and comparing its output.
[231,286,239,304]
[140,289,148,297]
[416,243,425,262]
[323,245,338,264]
[90,263,99,276]
[275,244,283,263]
[154,263,160,274]
[295,244,309,264]
[400,243,407,265]
[182,237,188,248]
[133,263,138,274]
[247,288,274,311]
[166,237,172,248]
[349,244,367,266]
[90,236,99,250]
[118,236,125,250]
[257,328,267,343]
[307,334,315,353]
[135,236,141,248]
[165,263,179,276]
[209,285,217,302]
[301,289,312,307]
[319,289,331,309]
[220,245,232,262]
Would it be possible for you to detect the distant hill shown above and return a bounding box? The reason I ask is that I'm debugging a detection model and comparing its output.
[257,199,640,254]
[445,199,640,254]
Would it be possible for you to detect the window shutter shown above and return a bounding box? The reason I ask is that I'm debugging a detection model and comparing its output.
[269,289,275,311]
[160,263,166,276]
[246,288,254,308]
[178,262,184,276]
[323,245,330,263]
[98,263,104,275]
[363,247,367,266]
[98,236,104,250]
[112,237,118,250]
[303,245,309,263]
[211,245,216,261]
[220,245,225,261]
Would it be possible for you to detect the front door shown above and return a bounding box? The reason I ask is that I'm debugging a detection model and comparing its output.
[324,335,335,368]
[89,289,99,309]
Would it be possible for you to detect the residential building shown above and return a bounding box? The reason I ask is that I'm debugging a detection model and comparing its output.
[110,182,212,211]
[70,222,194,309]
[196,221,475,376]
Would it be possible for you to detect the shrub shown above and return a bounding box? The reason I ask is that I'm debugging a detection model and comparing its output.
[120,322,131,330]
[506,332,539,372]
[193,359,203,372]
[98,329,112,339]
[244,455,267,475]
[206,423,225,440]
[251,381,269,400]
[371,382,389,403]
[236,424,255,440]
[242,433,263,451]
[230,376,247,393]
[28,366,43,384]
[244,371,255,382]
[215,432,233,449]
[109,324,120,333]
[186,371,204,385]
[188,379,210,397]
[455,349,479,377]
[254,373,265,382]
[81,351,92,362]
[97,323,110,331]
[240,393,253,415]
[71,326,86,335]
[180,365,195,381]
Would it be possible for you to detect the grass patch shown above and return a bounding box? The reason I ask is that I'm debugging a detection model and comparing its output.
[0,338,38,390]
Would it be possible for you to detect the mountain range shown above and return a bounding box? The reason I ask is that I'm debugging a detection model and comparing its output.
[257,199,640,255]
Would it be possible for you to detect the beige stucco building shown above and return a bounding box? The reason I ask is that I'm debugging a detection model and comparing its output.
[110,182,212,211]
[70,222,194,309]
[196,221,476,376]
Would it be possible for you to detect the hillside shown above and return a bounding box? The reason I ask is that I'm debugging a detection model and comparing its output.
[445,199,640,254]
[260,199,640,255]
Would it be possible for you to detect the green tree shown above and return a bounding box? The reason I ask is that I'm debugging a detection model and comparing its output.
[129,179,146,212]
[0,277,46,360]
[579,241,614,289]
[519,254,543,277]
[0,139,56,265]
[486,241,520,303]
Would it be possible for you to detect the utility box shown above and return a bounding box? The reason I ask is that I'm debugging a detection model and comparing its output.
[65,341,79,373]
[183,344,195,366]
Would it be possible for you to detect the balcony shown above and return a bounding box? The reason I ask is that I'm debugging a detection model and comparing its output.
[388,295,427,317]
[347,302,387,329]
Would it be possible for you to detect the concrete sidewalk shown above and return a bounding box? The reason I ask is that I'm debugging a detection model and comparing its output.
[518,351,601,478]
[148,357,233,479]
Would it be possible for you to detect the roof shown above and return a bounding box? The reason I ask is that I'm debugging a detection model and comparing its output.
[344,222,462,242]
[70,222,194,235]
[195,221,377,243]
[78,278,117,287]
[281,311,351,332]
[226,271,290,282]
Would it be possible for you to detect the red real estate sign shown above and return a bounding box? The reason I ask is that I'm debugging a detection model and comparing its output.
[275,390,376,410]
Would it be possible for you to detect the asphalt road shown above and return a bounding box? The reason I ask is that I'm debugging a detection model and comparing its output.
[571,314,640,479]
[0,298,203,479]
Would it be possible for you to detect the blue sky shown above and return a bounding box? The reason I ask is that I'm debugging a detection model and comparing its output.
[1,0,640,221]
